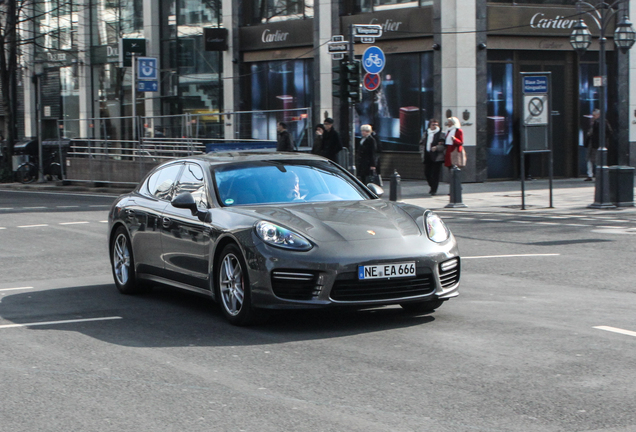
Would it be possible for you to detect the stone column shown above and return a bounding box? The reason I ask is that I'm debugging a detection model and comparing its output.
[440,0,477,181]
[21,3,37,138]
[629,0,636,166]
[222,0,240,139]
[314,0,335,126]
[77,0,93,138]
[144,0,161,122]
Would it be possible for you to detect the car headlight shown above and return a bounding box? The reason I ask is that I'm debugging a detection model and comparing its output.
[255,221,312,251]
[424,212,450,243]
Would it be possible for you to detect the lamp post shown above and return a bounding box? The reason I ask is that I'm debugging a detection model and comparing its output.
[570,0,636,209]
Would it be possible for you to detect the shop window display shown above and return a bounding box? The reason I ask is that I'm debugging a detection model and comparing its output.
[487,62,515,179]
[355,52,433,152]
[247,60,313,146]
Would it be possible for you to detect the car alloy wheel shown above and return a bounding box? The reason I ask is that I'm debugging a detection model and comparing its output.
[216,243,268,326]
[113,232,131,286]
[219,252,245,316]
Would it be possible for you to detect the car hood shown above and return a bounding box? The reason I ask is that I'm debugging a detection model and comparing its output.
[226,200,422,242]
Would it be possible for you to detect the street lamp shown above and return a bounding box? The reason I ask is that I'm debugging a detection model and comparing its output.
[570,1,636,209]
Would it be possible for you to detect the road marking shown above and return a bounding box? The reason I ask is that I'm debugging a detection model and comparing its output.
[598,226,624,229]
[564,223,588,227]
[463,253,560,260]
[23,206,47,209]
[0,227,5,230]
[89,205,110,208]
[17,224,49,228]
[511,220,532,224]
[0,287,34,292]
[536,222,560,225]
[0,316,123,329]
[0,207,14,210]
[594,326,636,338]
[59,221,90,225]
[99,221,108,223]
[56,205,80,209]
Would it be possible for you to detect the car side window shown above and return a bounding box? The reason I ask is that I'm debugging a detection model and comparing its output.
[146,164,183,200]
[174,163,208,208]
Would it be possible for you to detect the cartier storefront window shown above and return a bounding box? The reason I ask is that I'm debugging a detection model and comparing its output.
[356,52,433,151]
[244,59,313,145]
[487,52,515,179]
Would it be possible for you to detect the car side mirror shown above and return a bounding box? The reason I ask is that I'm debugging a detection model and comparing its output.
[172,192,212,222]
[367,183,384,197]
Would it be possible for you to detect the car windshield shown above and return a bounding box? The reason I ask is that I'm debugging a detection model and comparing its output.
[213,160,370,206]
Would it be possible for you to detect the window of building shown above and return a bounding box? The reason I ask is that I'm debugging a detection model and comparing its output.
[242,0,314,26]
[355,52,433,152]
[352,0,431,14]
[36,0,79,52]
[244,59,313,146]
[92,0,144,46]
[486,55,515,179]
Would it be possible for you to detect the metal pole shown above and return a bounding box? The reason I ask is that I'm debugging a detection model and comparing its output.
[36,73,44,183]
[132,54,137,141]
[590,5,615,208]
[349,24,356,177]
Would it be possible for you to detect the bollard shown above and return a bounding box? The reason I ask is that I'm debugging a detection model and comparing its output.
[389,169,401,201]
[445,166,467,208]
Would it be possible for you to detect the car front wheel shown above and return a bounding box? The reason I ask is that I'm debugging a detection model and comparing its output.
[215,244,267,326]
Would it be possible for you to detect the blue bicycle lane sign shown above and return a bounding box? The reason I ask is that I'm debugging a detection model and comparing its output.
[362,46,385,74]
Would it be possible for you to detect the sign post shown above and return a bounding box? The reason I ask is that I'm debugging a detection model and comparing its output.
[520,72,553,209]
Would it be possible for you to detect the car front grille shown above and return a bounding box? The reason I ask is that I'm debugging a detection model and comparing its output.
[271,270,321,301]
[439,257,460,288]
[330,272,435,302]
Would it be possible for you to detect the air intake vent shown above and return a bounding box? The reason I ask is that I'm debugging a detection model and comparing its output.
[271,270,321,301]
[330,273,435,302]
[439,257,460,288]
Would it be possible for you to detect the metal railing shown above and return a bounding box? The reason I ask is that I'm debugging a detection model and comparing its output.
[61,108,312,184]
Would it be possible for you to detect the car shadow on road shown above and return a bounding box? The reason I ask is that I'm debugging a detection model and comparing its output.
[0,283,438,347]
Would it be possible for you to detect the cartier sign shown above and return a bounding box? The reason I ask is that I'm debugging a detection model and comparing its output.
[240,19,313,51]
[341,7,432,40]
[488,5,613,36]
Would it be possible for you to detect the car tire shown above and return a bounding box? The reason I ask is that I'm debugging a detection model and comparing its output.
[215,243,268,326]
[400,299,444,314]
[110,226,148,294]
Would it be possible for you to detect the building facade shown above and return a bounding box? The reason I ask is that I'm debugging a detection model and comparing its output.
[14,0,636,181]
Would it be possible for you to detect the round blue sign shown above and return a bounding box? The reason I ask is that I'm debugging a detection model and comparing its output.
[362,46,385,74]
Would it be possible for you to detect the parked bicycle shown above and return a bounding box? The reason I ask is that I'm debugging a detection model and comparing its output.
[16,150,63,184]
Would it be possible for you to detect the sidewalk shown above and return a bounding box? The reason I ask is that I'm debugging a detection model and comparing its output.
[1,177,634,215]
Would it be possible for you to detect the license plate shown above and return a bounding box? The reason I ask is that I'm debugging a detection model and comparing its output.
[358,262,416,280]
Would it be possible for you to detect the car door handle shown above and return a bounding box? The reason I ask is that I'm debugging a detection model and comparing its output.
[162,217,171,228]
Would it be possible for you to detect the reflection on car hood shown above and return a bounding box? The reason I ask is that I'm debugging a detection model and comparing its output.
[227,200,421,241]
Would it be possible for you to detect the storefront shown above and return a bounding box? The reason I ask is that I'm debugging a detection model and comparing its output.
[239,20,314,145]
[486,4,619,179]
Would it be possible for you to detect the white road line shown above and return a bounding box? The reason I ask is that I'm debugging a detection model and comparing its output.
[23,206,47,209]
[0,316,123,329]
[89,205,110,208]
[99,221,108,223]
[564,223,588,227]
[481,219,499,222]
[0,287,34,292]
[0,207,14,210]
[598,226,624,229]
[594,326,636,338]
[511,220,532,224]
[0,227,5,230]
[463,253,560,260]
[535,222,560,225]
[56,205,80,208]
[17,224,48,228]
[59,221,90,225]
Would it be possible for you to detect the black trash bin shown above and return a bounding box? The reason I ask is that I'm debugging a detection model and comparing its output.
[608,165,635,207]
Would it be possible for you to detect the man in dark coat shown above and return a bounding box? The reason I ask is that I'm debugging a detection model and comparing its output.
[419,119,445,195]
[321,118,342,162]
[584,109,613,181]
[276,122,295,152]
[357,124,377,183]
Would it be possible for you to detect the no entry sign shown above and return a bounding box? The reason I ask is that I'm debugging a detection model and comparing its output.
[363,73,381,91]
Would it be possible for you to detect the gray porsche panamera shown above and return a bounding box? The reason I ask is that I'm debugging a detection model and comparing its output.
[108,151,460,325]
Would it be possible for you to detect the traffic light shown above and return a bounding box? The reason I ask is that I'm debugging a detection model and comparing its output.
[332,62,346,100]
[345,60,362,104]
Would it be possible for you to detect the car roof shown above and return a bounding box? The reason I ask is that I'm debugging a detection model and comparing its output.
[175,151,329,167]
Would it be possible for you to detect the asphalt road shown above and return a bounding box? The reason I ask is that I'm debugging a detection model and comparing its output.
[1,190,636,432]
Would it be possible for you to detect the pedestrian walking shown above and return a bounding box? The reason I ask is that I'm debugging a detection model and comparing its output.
[357,124,377,183]
[419,119,445,195]
[276,121,295,152]
[312,124,325,155]
[321,118,343,162]
[584,108,613,181]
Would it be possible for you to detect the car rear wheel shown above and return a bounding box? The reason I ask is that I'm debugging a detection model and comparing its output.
[111,227,148,294]
[400,299,444,314]
[216,244,268,326]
